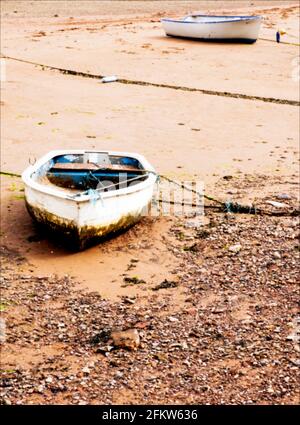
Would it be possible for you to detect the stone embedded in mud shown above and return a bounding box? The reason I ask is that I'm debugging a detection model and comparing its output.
[110,329,140,351]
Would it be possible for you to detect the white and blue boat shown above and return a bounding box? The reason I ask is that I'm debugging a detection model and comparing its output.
[22,150,157,250]
[161,14,262,43]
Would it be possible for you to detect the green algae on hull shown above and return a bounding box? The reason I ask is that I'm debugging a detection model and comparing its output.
[25,201,144,251]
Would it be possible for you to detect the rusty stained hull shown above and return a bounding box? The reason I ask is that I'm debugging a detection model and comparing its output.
[26,200,146,251]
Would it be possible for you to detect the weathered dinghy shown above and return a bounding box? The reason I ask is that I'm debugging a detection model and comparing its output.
[161,14,262,43]
[22,150,157,250]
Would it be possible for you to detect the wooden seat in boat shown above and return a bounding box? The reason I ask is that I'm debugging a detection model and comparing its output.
[50,162,145,173]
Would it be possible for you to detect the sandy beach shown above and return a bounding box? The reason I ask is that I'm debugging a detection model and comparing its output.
[0,1,299,405]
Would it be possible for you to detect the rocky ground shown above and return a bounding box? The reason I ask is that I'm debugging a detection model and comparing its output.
[1,177,299,405]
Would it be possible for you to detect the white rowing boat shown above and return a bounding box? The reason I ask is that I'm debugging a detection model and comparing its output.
[22,150,157,250]
[161,14,262,43]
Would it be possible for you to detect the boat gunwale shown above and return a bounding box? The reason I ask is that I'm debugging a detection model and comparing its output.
[22,150,157,203]
[161,15,262,25]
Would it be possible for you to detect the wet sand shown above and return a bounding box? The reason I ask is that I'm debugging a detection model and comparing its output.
[0,0,299,405]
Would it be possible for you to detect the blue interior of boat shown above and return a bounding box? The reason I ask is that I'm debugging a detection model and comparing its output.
[54,154,140,168]
[46,154,146,190]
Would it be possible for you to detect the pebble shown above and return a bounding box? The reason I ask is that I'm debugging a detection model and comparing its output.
[1,196,299,405]
[266,200,288,208]
[82,367,90,375]
[110,329,140,351]
[168,316,179,322]
[36,385,44,393]
[228,243,242,253]
[276,194,291,200]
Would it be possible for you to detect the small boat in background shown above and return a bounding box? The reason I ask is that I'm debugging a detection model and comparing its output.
[161,14,262,43]
[22,150,157,250]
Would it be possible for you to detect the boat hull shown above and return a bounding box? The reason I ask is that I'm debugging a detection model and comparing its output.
[25,198,149,250]
[161,17,262,42]
[22,150,157,250]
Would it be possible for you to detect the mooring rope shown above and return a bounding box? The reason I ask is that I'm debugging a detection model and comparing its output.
[1,170,298,217]
[158,175,299,217]
[259,37,300,46]
[2,55,299,107]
